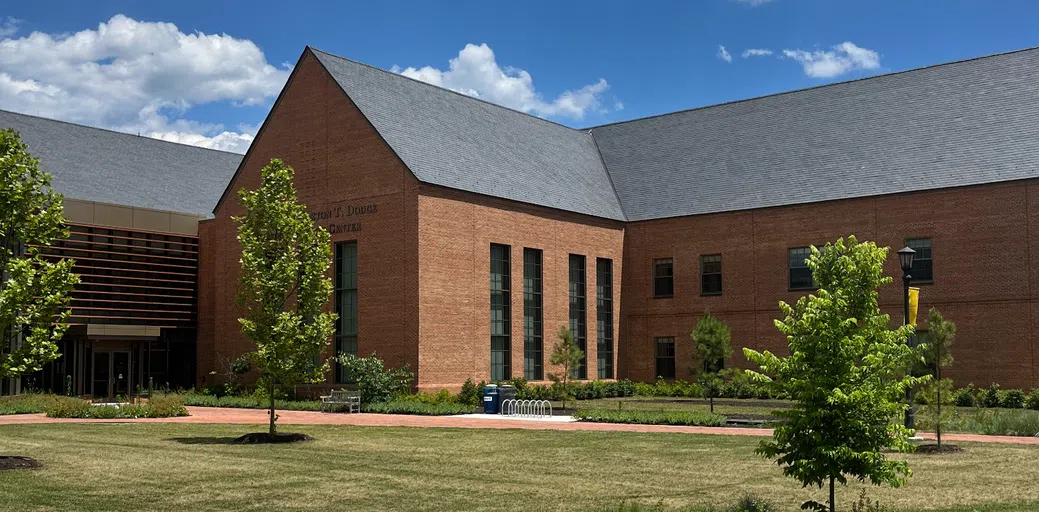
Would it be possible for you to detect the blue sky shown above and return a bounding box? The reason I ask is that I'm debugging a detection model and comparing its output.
[1,0,1037,153]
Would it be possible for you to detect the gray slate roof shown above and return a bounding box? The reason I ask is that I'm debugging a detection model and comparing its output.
[589,48,1039,221]
[311,48,626,221]
[0,110,242,216]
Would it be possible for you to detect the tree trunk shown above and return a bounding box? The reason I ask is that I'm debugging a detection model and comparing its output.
[709,394,714,414]
[268,380,277,436]
[936,365,942,450]
[829,476,835,512]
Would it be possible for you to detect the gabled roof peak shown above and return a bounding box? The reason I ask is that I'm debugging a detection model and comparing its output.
[311,47,626,221]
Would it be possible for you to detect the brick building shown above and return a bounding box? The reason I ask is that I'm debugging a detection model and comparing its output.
[0,110,240,399]
[5,46,1039,395]
[198,46,1039,391]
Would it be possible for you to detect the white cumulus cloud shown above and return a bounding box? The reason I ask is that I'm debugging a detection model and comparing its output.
[782,42,881,78]
[717,45,733,63]
[742,48,773,58]
[392,43,615,120]
[0,15,290,153]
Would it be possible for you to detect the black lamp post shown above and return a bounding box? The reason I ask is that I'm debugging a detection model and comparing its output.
[898,246,916,430]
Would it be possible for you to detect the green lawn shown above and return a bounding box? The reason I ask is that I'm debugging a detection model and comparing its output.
[557,396,786,418]
[2,423,1039,511]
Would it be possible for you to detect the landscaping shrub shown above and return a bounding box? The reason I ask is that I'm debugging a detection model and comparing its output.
[633,378,705,398]
[953,384,977,407]
[146,394,189,417]
[179,392,324,411]
[44,396,186,419]
[402,390,455,405]
[0,393,60,415]
[966,409,1039,436]
[506,379,637,402]
[572,408,725,427]
[457,378,483,407]
[1026,389,1039,411]
[338,354,414,404]
[719,370,756,399]
[45,396,92,418]
[361,401,473,416]
[980,383,1002,408]
[1000,389,1027,409]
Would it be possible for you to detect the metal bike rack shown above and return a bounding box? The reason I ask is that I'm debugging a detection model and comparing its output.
[499,399,553,419]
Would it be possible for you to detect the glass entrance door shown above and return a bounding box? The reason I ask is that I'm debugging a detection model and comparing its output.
[92,352,110,399]
[112,352,130,398]
[92,350,132,401]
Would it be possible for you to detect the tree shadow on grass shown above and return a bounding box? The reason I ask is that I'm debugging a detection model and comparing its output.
[166,437,240,445]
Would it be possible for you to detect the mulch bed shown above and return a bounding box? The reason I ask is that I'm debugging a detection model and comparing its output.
[915,444,964,454]
[233,432,314,444]
[0,456,43,471]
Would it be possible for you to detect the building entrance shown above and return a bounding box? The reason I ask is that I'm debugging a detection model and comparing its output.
[92,350,132,401]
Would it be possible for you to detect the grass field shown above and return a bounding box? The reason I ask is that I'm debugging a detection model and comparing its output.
[556,397,786,418]
[2,423,1039,511]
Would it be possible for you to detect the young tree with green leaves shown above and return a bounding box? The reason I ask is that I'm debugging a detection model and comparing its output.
[743,236,926,512]
[691,312,732,413]
[917,307,957,450]
[235,159,337,437]
[549,325,584,411]
[0,129,79,386]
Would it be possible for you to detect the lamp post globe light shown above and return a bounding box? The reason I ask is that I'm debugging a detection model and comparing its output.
[898,246,916,430]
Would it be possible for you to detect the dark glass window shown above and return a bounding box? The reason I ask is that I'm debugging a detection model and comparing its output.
[334,241,358,384]
[655,337,676,380]
[596,258,614,379]
[907,238,933,283]
[653,258,674,297]
[788,247,815,290]
[700,254,722,295]
[523,248,543,381]
[569,254,587,379]
[490,244,511,382]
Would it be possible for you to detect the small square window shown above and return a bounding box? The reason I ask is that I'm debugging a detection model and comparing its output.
[788,247,815,290]
[653,259,674,298]
[700,254,722,295]
[906,238,932,283]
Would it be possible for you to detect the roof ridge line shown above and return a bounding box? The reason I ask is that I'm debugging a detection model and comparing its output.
[583,45,1039,131]
[0,108,244,156]
[587,130,627,221]
[308,46,591,133]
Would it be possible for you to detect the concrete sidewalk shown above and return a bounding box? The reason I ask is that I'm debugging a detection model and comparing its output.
[0,406,1036,445]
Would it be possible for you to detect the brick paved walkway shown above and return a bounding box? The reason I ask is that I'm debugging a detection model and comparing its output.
[0,406,1036,445]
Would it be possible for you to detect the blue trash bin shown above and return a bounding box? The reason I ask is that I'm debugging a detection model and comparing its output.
[483,384,500,414]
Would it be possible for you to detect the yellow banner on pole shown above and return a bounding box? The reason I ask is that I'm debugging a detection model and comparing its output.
[909,287,920,326]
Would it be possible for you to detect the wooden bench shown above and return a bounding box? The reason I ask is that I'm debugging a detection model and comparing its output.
[320,389,361,413]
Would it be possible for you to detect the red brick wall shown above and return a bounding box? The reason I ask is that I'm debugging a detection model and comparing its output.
[198,50,419,387]
[621,180,1039,389]
[415,185,625,390]
[199,47,1038,392]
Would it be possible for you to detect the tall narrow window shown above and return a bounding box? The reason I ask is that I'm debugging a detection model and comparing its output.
[653,258,674,297]
[334,241,358,384]
[596,258,614,379]
[523,248,543,381]
[490,244,511,381]
[569,254,587,379]
[906,238,933,283]
[655,337,676,380]
[788,247,814,290]
[700,254,722,295]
